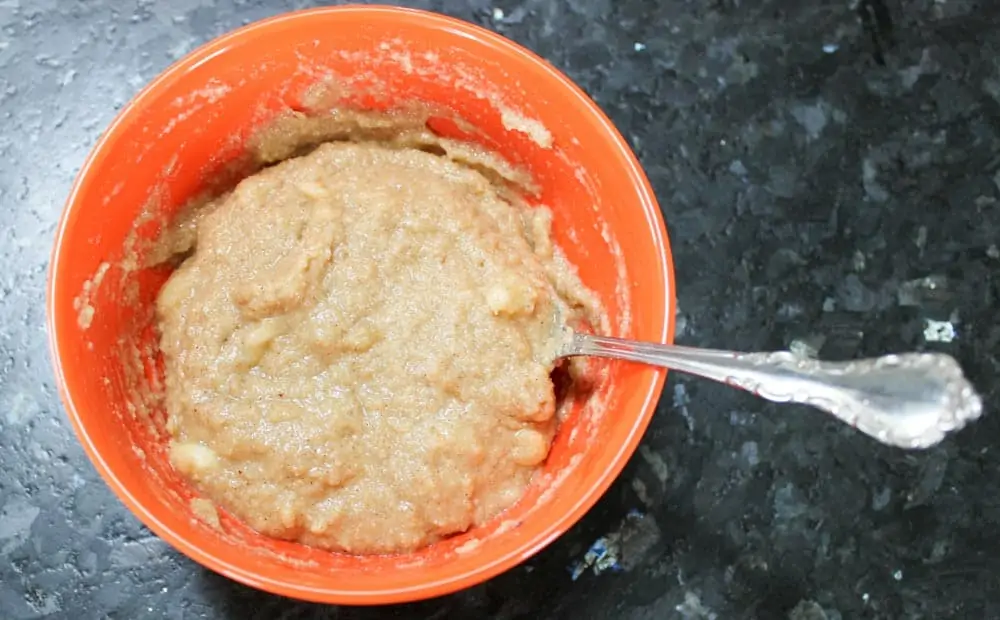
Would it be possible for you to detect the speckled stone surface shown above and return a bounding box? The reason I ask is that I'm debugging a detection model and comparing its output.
[1,1,998,618]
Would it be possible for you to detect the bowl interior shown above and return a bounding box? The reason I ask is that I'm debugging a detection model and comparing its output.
[48,7,672,604]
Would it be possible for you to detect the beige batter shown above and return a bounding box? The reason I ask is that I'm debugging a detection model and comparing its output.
[156,126,600,554]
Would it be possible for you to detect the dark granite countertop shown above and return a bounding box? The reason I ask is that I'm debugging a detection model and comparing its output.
[2,1,998,618]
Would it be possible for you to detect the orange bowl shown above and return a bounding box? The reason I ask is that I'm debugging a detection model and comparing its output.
[46,6,674,605]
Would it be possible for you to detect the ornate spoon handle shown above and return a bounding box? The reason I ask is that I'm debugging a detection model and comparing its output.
[565,333,983,449]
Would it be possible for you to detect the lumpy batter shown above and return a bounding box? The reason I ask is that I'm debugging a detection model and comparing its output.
[157,133,599,554]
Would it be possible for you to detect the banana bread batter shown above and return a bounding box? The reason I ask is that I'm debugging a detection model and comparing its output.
[157,133,598,554]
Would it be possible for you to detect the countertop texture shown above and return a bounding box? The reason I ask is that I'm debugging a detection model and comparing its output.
[2,0,999,618]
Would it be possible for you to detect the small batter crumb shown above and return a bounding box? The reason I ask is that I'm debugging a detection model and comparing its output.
[156,115,601,554]
[190,498,221,530]
[500,108,554,149]
[73,261,110,329]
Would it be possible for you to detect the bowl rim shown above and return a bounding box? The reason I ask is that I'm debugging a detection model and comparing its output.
[46,4,676,605]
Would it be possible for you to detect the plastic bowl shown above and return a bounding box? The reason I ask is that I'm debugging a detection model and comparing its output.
[47,6,674,605]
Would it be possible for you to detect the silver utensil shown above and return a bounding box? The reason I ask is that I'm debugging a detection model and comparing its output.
[560,332,983,449]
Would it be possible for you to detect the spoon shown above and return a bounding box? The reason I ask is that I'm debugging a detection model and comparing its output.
[559,331,983,449]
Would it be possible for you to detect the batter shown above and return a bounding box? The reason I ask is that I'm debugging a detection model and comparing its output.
[157,128,599,554]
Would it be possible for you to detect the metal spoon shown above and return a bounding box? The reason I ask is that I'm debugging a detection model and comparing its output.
[560,331,983,449]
